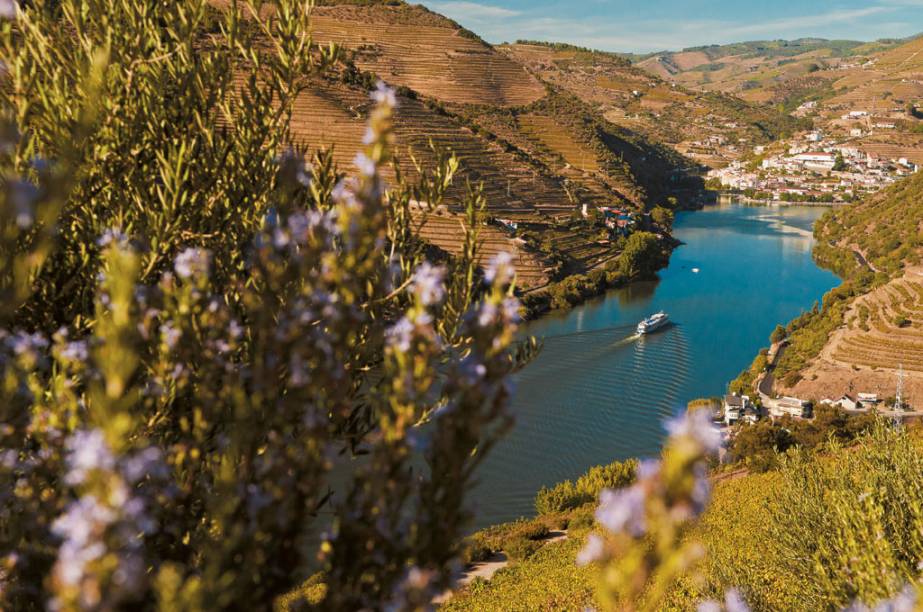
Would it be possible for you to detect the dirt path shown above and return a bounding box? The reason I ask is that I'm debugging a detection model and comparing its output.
[433,530,568,605]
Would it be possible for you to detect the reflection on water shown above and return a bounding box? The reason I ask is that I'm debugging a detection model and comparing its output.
[468,202,839,528]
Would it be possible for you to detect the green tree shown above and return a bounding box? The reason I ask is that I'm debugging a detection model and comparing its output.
[618,231,662,279]
[770,324,787,343]
[833,153,847,172]
[651,206,675,229]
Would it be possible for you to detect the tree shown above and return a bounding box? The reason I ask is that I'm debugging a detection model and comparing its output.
[770,324,787,344]
[729,421,795,471]
[618,232,663,279]
[833,153,847,172]
[651,206,675,230]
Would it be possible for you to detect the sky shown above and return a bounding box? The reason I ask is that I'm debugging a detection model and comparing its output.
[420,0,923,53]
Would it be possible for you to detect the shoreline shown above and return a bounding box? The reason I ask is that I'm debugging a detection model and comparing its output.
[716,192,845,207]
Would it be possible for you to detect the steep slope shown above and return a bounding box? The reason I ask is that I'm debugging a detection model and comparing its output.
[287,2,708,297]
[310,3,545,106]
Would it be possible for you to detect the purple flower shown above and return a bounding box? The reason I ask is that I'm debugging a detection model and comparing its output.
[121,446,164,484]
[501,297,521,324]
[354,152,377,178]
[97,228,129,248]
[699,588,751,612]
[576,533,605,566]
[0,0,17,20]
[386,317,415,353]
[362,126,377,145]
[64,429,115,486]
[485,251,515,286]
[411,262,446,306]
[51,495,116,585]
[59,340,89,363]
[10,180,38,228]
[636,458,661,481]
[161,322,181,350]
[174,247,210,279]
[596,485,646,537]
[371,81,398,107]
[666,409,721,454]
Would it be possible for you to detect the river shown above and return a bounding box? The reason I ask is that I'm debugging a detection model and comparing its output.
[469,201,840,529]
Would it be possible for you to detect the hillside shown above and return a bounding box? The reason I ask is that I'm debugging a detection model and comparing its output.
[289,2,712,297]
[310,3,546,107]
[442,426,923,611]
[635,37,911,104]
[758,169,923,403]
[500,42,809,168]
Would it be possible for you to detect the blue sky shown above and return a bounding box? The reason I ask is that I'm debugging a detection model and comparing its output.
[420,0,923,53]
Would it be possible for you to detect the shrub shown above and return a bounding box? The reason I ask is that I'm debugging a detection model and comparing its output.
[0,2,524,608]
[505,538,544,561]
[535,458,638,514]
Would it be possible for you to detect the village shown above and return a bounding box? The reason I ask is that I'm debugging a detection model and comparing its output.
[706,124,920,204]
[713,337,923,452]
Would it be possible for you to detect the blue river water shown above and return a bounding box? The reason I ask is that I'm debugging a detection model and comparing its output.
[468,201,840,528]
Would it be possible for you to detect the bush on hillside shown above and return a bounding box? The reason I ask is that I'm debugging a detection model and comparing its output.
[535,458,638,514]
[689,424,923,610]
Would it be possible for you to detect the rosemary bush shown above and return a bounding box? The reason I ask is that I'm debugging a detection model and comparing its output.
[0,1,529,609]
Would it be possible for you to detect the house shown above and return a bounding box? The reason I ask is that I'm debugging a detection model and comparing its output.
[794,152,836,165]
[723,394,752,426]
[770,396,809,419]
[823,395,858,411]
[742,403,760,424]
[858,393,880,406]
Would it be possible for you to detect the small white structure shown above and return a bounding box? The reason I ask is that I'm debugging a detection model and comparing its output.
[770,397,809,419]
[858,392,880,406]
[723,394,753,426]
[822,395,858,411]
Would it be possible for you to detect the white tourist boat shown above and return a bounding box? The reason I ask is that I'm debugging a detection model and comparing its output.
[637,312,669,335]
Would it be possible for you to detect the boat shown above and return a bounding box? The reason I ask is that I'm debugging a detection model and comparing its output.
[692,267,700,274]
[637,312,669,335]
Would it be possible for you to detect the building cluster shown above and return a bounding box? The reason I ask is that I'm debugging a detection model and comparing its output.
[580,204,638,237]
[708,129,919,202]
[717,393,810,427]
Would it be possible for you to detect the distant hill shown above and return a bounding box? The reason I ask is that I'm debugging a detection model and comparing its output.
[500,42,808,166]
[635,36,914,104]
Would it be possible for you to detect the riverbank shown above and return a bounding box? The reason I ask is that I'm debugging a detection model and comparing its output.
[715,191,846,207]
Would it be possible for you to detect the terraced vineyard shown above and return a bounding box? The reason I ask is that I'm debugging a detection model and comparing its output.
[225,2,716,299]
[518,114,601,174]
[415,211,551,289]
[786,271,923,403]
[834,273,923,371]
[309,4,545,107]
